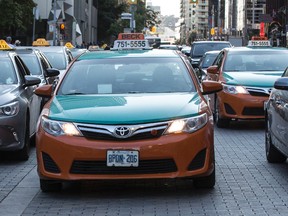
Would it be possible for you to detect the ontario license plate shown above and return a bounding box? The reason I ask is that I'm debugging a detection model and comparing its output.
[107,150,139,167]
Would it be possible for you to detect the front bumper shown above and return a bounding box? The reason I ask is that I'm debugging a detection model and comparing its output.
[217,91,268,120]
[36,122,215,181]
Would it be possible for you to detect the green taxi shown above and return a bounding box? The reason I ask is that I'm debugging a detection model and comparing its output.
[34,33,222,192]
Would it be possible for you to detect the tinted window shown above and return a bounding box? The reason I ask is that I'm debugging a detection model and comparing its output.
[43,52,66,70]
[201,53,219,68]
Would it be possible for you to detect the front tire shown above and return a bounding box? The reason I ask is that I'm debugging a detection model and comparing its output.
[40,179,62,192]
[214,98,230,128]
[16,116,30,161]
[265,118,286,163]
[193,169,215,189]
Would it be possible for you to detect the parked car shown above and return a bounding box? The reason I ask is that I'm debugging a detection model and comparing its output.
[0,40,41,160]
[190,41,232,68]
[265,67,288,163]
[34,33,222,192]
[206,40,288,128]
[31,38,73,79]
[15,47,60,85]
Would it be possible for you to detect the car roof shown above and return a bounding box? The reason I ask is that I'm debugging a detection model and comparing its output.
[223,46,288,53]
[78,49,181,60]
[192,41,231,44]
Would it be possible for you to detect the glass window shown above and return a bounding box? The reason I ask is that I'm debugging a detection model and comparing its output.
[18,54,42,75]
[223,51,288,72]
[43,52,66,70]
[58,58,195,95]
[0,58,17,84]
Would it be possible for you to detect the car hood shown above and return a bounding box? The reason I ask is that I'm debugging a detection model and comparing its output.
[223,71,283,87]
[0,85,18,105]
[48,93,203,124]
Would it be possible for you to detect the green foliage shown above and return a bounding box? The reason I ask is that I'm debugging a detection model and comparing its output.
[97,0,128,43]
[0,0,36,38]
[97,0,160,43]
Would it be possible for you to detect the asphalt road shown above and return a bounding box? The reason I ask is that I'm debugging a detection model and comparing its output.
[1,120,288,216]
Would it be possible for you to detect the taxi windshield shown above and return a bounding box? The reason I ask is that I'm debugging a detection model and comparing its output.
[42,52,66,70]
[18,54,42,75]
[223,51,288,72]
[58,57,195,95]
[0,58,17,84]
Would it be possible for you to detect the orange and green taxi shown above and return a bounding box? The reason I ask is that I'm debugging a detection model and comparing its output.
[206,39,288,127]
[34,33,222,192]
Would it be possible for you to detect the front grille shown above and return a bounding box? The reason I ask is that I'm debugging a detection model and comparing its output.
[187,149,206,171]
[42,152,60,173]
[70,159,177,175]
[224,103,236,115]
[246,87,271,97]
[242,107,265,116]
[77,122,168,141]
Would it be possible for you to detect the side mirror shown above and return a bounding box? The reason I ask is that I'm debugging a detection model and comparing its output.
[45,68,60,77]
[202,80,222,95]
[207,65,219,74]
[24,76,41,87]
[274,77,288,90]
[34,84,53,98]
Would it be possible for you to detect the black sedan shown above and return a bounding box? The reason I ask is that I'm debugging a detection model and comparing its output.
[265,67,288,163]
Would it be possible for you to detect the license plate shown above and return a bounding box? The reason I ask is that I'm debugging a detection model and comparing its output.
[107,150,139,167]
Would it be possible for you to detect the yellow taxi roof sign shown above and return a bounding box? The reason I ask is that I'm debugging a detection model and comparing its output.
[65,42,75,49]
[0,39,14,50]
[32,38,50,47]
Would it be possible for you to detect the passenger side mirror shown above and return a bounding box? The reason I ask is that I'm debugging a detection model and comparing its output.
[274,77,288,90]
[45,68,60,77]
[207,65,219,74]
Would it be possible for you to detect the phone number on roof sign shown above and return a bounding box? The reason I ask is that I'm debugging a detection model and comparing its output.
[248,40,271,47]
[113,40,149,49]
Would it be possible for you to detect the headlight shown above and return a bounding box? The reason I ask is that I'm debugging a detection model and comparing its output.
[41,116,82,137]
[223,84,248,94]
[0,101,19,116]
[165,113,208,134]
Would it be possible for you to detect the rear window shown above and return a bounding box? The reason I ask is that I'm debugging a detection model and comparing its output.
[192,43,231,58]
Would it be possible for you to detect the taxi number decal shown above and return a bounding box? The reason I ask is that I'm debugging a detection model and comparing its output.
[115,40,146,48]
[107,150,139,167]
[248,40,270,47]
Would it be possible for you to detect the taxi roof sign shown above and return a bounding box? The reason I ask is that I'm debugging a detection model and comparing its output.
[0,40,14,50]
[111,33,152,51]
[118,33,145,40]
[248,40,271,47]
[32,38,50,47]
[65,42,75,49]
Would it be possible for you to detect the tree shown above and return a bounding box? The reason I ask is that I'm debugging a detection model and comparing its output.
[97,0,160,44]
[97,0,128,44]
[0,0,36,39]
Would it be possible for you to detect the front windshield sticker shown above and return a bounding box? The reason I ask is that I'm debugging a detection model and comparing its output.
[98,84,112,94]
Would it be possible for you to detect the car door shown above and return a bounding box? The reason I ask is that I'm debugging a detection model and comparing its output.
[14,55,41,135]
[271,69,288,154]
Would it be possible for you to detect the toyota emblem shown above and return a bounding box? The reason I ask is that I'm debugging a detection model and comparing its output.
[114,126,131,138]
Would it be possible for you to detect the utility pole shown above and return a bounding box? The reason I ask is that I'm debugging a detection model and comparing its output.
[53,0,57,46]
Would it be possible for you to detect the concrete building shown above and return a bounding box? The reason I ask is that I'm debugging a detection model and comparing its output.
[180,0,209,43]
[33,0,98,46]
